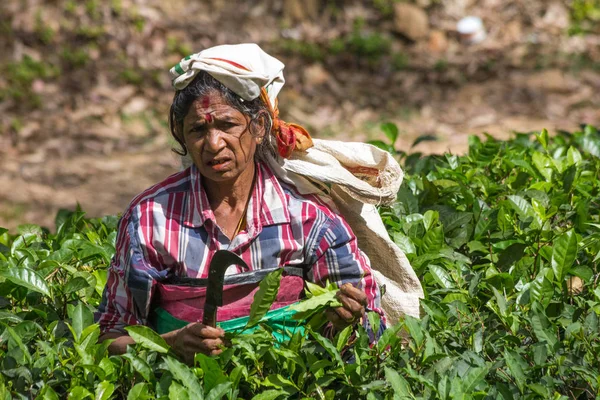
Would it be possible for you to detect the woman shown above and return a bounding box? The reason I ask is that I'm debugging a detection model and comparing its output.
[95,44,384,364]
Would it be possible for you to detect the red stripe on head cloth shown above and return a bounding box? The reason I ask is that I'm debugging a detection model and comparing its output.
[169,43,313,158]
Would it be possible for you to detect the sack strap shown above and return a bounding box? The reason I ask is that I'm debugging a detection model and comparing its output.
[163,266,305,287]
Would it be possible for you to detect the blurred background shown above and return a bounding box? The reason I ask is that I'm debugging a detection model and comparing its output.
[1,0,599,230]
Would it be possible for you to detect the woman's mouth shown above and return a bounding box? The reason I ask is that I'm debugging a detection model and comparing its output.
[207,158,232,171]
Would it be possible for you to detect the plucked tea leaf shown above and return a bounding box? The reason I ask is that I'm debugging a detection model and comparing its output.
[125,325,170,353]
[289,285,341,320]
[246,269,283,328]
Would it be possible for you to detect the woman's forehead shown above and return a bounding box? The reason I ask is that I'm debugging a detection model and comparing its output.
[184,92,244,121]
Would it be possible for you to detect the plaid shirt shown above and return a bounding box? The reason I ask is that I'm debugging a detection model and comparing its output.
[95,162,383,334]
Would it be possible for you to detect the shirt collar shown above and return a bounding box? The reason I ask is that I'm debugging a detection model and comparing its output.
[183,163,290,233]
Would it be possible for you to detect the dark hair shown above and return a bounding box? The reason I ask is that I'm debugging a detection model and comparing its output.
[168,71,275,161]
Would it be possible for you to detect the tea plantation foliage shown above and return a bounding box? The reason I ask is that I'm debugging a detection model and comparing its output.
[1,126,600,399]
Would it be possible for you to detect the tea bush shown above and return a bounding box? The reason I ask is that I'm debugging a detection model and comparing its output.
[1,126,600,399]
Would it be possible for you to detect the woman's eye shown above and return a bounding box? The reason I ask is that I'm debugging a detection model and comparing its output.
[189,125,206,134]
[221,122,237,130]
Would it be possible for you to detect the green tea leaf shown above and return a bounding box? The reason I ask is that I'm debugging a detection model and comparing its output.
[68,386,93,400]
[5,325,32,364]
[507,195,533,219]
[310,330,344,367]
[94,381,115,400]
[168,381,189,400]
[377,323,402,352]
[496,243,527,270]
[404,315,424,348]
[122,353,153,382]
[504,349,527,393]
[125,325,170,353]
[196,353,228,392]
[462,366,489,392]
[421,226,444,254]
[251,390,287,400]
[384,367,413,397]
[0,267,51,297]
[582,134,600,158]
[392,232,416,255]
[429,265,454,289]
[381,122,399,145]
[246,269,283,328]
[335,325,353,352]
[367,312,381,337]
[65,276,90,294]
[127,383,150,400]
[423,210,439,231]
[532,152,553,181]
[566,146,583,166]
[165,356,204,397]
[205,382,232,400]
[551,230,577,282]
[537,129,549,149]
[69,303,93,342]
[529,303,558,352]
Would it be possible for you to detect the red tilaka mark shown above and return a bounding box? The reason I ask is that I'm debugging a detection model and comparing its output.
[205,113,213,123]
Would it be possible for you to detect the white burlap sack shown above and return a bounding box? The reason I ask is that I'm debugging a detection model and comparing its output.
[266,139,424,324]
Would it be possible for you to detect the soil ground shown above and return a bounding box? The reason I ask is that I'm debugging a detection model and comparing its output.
[1,0,599,230]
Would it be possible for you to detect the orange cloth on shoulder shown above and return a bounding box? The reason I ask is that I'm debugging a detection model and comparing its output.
[259,88,313,159]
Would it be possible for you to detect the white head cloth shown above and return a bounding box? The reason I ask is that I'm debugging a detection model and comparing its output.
[169,43,284,109]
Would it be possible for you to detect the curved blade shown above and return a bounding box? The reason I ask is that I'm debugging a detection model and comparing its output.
[202,250,248,326]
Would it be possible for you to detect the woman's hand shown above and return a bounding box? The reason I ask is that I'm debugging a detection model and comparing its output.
[325,283,368,331]
[165,323,228,365]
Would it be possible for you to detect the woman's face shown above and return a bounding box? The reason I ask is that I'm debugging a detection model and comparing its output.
[181,91,264,184]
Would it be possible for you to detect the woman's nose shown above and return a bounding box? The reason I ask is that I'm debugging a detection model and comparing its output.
[204,129,226,152]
